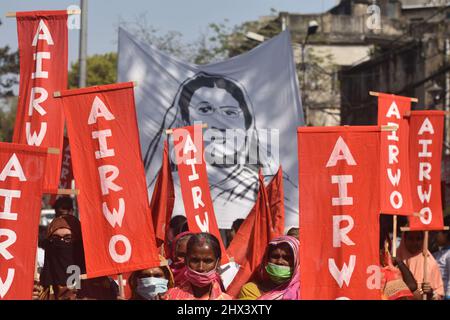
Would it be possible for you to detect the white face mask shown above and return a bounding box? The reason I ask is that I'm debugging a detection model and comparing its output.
[136,277,169,300]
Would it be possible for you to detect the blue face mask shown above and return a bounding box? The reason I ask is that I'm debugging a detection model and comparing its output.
[136,277,169,300]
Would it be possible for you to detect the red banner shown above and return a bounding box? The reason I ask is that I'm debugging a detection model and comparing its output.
[0,142,47,300]
[408,111,445,231]
[150,140,175,255]
[57,82,160,278]
[377,93,414,215]
[225,168,284,297]
[50,136,73,206]
[172,125,228,263]
[13,11,68,193]
[298,126,381,300]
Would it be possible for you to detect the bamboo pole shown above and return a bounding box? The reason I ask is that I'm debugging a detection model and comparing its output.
[392,215,397,258]
[401,226,449,231]
[369,91,418,103]
[381,125,398,131]
[6,9,81,17]
[165,123,208,135]
[118,274,125,299]
[47,147,60,155]
[57,188,80,195]
[422,231,429,300]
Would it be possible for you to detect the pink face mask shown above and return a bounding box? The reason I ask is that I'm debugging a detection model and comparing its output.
[185,263,219,287]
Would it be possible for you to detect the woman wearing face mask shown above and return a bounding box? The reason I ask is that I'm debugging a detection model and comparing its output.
[36,214,85,300]
[129,256,174,300]
[238,235,299,300]
[35,214,118,300]
[163,232,232,300]
[170,231,193,285]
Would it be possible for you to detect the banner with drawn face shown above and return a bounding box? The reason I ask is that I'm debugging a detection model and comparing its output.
[118,28,303,228]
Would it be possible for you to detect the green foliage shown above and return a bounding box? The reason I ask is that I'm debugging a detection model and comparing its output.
[68,52,117,88]
[0,19,19,97]
[0,97,17,142]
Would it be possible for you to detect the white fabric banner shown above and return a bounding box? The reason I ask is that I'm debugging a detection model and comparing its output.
[118,28,304,228]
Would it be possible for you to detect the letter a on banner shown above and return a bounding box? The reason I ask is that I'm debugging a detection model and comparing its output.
[56,82,160,278]
[298,126,381,300]
[408,111,445,231]
[172,125,229,264]
[13,11,68,193]
[0,142,47,300]
[377,93,414,215]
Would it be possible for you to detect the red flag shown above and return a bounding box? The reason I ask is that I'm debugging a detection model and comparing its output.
[49,136,73,206]
[172,124,228,264]
[0,142,47,300]
[225,168,284,297]
[13,11,68,193]
[298,126,381,300]
[377,93,414,215]
[57,82,160,278]
[150,140,175,255]
[408,111,445,230]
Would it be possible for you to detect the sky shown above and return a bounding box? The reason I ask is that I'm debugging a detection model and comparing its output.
[0,0,338,65]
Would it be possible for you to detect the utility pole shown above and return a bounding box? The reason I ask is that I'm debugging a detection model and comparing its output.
[78,0,88,88]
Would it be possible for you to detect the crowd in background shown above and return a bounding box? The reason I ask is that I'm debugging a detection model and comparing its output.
[32,196,450,300]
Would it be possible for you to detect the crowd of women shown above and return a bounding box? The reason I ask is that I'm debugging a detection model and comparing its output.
[32,197,450,300]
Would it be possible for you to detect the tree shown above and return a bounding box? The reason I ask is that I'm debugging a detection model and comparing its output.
[0,20,19,97]
[0,19,19,142]
[68,52,117,88]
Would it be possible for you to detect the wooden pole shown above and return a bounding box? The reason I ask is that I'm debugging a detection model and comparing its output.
[165,123,208,135]
[369,91,418,103]
[47,147,60,155]
[118,274,125,299]
[381,125,397,132]
[422,231,429,300]
[401,226,449,231]
[6,9,81,17]
[392,215,397,258]
[57,188,80,195]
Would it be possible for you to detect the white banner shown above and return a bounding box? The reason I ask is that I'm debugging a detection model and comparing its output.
[118,28,303,228]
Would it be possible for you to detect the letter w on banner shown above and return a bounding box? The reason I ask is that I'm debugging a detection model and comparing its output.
[0,142,47,300]
[408,111,445,230]
[298,126,381,300]
[377,93,414,215]
[13,11,68,193]
[172,125,228,264]
[56,82,160,278]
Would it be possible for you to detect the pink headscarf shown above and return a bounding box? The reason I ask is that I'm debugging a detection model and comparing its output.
[170,231,194,285]
[257,235,300,300]
[397,232,444,297]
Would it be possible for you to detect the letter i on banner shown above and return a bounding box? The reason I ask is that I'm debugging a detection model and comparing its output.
[55,82,160,278]
[0,142,47,300]
[408,111,445,231]
[171,124,229,264]
[298,126,382,300]
[13,11,68,193]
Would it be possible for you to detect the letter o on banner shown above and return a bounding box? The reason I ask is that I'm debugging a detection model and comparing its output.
[108,234,132,263]
[419,207,432,225]
[389,191,403,209]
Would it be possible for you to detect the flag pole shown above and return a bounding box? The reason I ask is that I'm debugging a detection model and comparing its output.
[392,215,397,258]
[118,273,125,299]
[422,230,429,300]
[165,123,208,135]
[369,91,418,103]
